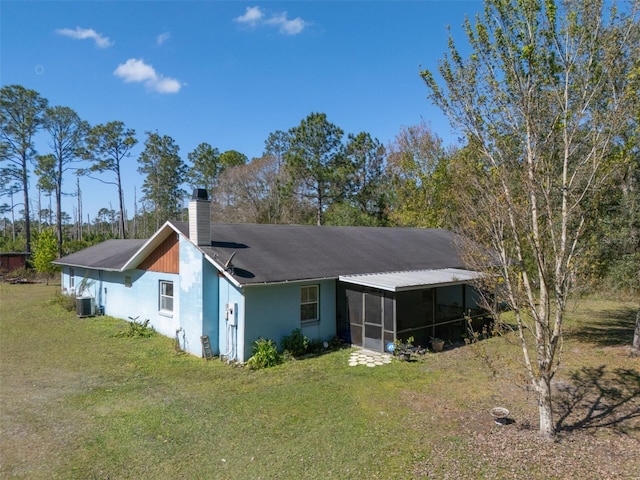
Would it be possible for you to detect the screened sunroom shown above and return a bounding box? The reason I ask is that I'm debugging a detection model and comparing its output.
[337,269,489,353]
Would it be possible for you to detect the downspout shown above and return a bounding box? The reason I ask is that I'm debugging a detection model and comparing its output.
[98,270,104,314]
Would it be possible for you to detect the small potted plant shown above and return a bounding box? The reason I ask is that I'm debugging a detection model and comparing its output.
[393,336,414,361]
[430,337,445,352]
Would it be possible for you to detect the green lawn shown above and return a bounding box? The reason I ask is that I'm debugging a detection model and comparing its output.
[1,283,638,479]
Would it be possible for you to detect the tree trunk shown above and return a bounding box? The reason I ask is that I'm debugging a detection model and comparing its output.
[632,309,640,355]
[23,162,31,253]
[316,188,323,226]
[536,375,555,438]
[117,170,126,239]
[56,184,62,257]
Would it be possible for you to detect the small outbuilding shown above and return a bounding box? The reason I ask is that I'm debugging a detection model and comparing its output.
[0,252,30,273]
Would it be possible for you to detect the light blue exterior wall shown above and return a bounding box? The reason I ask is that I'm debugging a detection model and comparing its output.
[202,261,219,355]
[60,265,181,337]
[59,238,221,358]
[218,277,244,362]
[61,266,101,299]
[59,243,339,363]
[242,279,337,361]
[177,238,219,356]
[115,270,181,337]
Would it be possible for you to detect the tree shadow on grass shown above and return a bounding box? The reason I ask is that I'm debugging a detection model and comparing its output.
[569,307,638,347]
[555,365,640,434]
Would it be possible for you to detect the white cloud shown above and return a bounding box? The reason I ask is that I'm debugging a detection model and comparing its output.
[113,58,182,94]
[234,6,308,35]
[156,32,171,46]
[154,77,181,94]
[56,27,113,48]
[114,58,156,82]
[266,14,308,35]
[235,6,264,27]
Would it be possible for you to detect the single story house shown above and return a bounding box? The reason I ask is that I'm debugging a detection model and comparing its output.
[54,190,488,362]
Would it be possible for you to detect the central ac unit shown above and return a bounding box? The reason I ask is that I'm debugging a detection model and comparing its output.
[76,296,95,317]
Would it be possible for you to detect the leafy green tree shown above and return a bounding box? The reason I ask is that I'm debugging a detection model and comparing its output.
[284,113,347,225]
[422,0,639,437]
[84,121,137,238]
[219,150,248,171]
[264,130,290,171]
[584,54,640,293]
[31,228,59,282]
[386,122,453,228]
[344,132,388,225]
[324,202,381,226]
[138,131,187,230]
[0,85,48,253]
[586,145,640,293]
[36,106,88,256]
[186,142,221,193]
[263,130,297,223]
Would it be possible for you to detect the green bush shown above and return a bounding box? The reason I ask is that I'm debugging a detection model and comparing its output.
[115,318,156,338]
[49,291,76,312]
[247,338,281,369]
[281,328,309,357]
[308,338,325,354]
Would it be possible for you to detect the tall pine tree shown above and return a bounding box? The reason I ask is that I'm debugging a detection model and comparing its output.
[138,131,186,230]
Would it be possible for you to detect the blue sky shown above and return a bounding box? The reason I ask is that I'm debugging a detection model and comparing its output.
[1,1,483,221]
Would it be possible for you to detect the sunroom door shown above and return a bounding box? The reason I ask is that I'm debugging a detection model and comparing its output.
[346,288,385,352]
[363,292,383,351]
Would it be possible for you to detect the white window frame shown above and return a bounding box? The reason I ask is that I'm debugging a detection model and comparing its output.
[69,268,75,292]
[300,285,319,324]
[159,280,174,314]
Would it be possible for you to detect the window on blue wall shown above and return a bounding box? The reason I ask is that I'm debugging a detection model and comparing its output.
[69,268,75,292]
[159,280,174,313]
[301,285,319,324]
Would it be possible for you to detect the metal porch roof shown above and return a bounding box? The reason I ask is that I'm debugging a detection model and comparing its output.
[339,268,483,292]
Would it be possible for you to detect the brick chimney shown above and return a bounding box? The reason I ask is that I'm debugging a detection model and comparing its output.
[189,189,211,246]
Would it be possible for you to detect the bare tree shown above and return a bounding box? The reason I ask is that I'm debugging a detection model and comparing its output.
[422,0,639,437]
[216,155,297,224]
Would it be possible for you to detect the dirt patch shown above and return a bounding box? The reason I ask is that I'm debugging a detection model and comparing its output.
[407,360,640,479]
[411,410,639,478]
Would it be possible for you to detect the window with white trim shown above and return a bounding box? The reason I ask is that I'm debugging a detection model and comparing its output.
[300,285,319,324]
[69,268,75,291]
[159,280,174,313]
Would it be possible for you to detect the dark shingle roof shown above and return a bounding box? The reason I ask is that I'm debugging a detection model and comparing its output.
[192,223,466,285]
[54,239,146,271]
[55,223,468,285]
